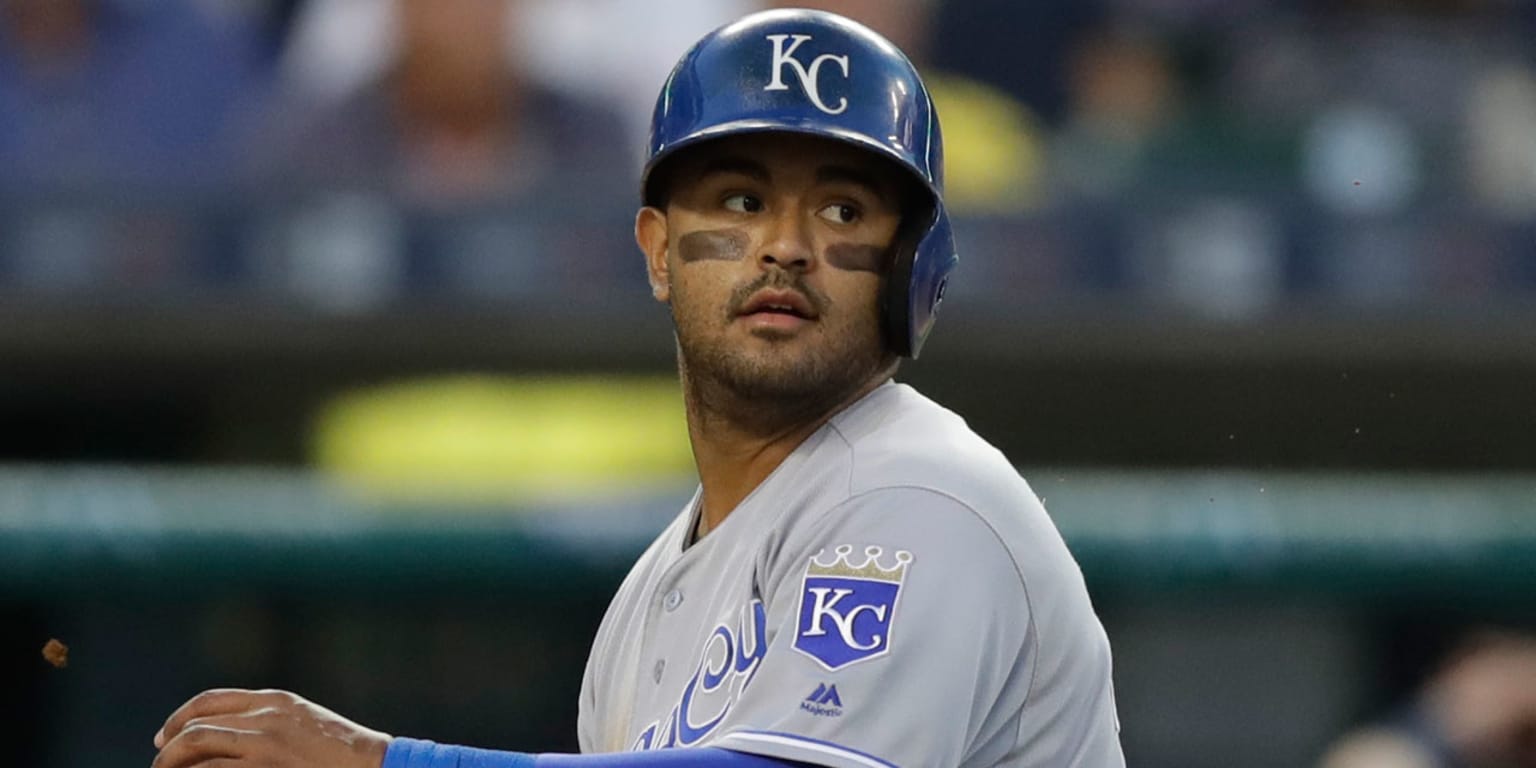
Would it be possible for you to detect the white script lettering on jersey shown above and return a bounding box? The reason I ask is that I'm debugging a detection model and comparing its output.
[632,601,767,751]
[793,546,911,671]
[763,34,850,115]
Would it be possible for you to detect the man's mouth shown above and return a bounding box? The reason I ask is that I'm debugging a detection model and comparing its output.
[737,289,816,320]
[735,288,818,332]
[748,303,806,318]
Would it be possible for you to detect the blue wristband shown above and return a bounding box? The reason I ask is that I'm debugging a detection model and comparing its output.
[385,738,806,768]
[384,737,537,768]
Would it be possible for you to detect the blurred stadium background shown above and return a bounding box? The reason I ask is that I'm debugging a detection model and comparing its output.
[1,0,1534,766]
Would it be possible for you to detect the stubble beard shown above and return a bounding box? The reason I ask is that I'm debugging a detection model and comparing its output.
[670,279,891,433]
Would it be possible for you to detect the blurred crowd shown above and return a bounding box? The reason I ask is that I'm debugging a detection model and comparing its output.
[1,0,1534,312]
[1320,630,1536,768]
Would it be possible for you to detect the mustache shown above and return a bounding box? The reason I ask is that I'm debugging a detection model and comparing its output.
[725,270,829,320]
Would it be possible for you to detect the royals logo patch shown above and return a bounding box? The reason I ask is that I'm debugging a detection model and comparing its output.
[793,545,912,670]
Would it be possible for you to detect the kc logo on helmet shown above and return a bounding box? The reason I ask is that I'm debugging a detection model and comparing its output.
[793,545,912,670]
[764,34,850,115]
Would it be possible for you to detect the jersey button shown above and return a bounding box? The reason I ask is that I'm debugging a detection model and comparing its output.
[653,659,665,683]
[663,589,683,611]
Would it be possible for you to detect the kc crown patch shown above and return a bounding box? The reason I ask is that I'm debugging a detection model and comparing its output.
[793,545,913,670]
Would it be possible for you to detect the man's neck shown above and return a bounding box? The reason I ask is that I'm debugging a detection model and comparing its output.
[682,372,890,539]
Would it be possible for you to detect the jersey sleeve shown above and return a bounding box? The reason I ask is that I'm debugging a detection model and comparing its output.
[702,486,1120,768]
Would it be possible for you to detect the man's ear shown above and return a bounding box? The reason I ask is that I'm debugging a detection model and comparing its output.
[635,206,670,303]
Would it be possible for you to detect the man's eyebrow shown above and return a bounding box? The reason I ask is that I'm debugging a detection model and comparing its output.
[816,165,893,203]
[700,156,770,183]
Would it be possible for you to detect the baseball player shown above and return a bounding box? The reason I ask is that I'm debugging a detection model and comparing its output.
[150,9,1123,768]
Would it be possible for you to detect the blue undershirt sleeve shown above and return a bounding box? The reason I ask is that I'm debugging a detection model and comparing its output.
[384,738,810,768]
[383,738,536,768]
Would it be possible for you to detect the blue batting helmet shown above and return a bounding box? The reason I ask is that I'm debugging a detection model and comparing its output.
[642,9,957,358]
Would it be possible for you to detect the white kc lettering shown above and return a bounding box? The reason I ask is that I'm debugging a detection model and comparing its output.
[804,588,886,650]
[764,34,850,115]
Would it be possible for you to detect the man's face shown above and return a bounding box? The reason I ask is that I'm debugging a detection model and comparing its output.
[637,133,909,403]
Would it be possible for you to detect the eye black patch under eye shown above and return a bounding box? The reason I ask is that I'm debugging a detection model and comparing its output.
[678,229,748,263]
[824,243,887,273]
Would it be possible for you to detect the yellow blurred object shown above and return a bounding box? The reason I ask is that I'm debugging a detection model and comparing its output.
[925,72,1047,214]
[312,375,694,503]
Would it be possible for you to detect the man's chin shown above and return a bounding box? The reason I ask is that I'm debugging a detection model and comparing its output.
[723,353,872,403]
[678,329,884,405]
[743,326,804,343]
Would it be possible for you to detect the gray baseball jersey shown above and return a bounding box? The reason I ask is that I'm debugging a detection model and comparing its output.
[577,381,1123,767]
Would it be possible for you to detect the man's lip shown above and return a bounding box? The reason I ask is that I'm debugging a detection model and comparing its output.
[739,312,811,332]
[737,289,816,319]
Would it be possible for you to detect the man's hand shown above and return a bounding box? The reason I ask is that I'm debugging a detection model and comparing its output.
[151,688,391,768]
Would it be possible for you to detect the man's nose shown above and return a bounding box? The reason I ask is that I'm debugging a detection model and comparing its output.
[757,207,815,272]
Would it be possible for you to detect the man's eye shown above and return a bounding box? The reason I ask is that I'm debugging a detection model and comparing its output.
[817,204,859,224]
[724,194,763,213]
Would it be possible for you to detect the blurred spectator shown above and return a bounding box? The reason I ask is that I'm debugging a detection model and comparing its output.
[237,0,642,310]
[1318,631,1536,768]
[1128,196,1285,318]
[762,0,1049,214]
[248,0,630,204]
[1302,103,1423,216]
[1463,64,1536,219]
[252,0,307,64]
[1049,25,1184,200]
[929,0,1103,126]
[519,0,755,162]
[0,0,265,190]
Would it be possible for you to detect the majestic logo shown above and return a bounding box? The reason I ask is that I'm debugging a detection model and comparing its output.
[764,34,850,115]
[801,683,844,717]
[793,545,912,670]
